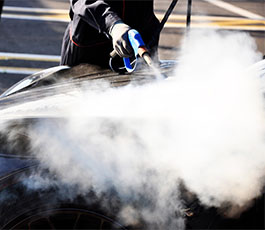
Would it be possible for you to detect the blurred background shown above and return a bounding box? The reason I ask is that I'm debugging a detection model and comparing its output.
[0,0,264,92]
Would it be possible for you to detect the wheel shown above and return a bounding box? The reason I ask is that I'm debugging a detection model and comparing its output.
[0,171,127,230]
[3,206,125,230]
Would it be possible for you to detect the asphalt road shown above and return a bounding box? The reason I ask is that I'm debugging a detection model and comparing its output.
[0,0,264,93]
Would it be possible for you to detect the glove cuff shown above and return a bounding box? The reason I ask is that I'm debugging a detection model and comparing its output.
[109,21,131,38]
[109,20,122,35]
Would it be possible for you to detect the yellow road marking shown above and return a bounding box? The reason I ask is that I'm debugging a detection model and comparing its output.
[156,13,265,31]
[156,14,265,27]
[210,20,265,26]
[3,10,265,31]
[156,13,265,23]
[165,22,265,31]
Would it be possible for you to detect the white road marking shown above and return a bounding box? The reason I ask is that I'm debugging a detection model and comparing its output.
[0,53,61,74]
[1,13,69,22]
[3,6,69,14]
[203,0,265,19]
[0,66,43,75]
[0,52,61,62]
[0,52,60,75]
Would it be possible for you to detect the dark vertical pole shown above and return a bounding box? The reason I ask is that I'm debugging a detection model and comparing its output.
[186,0,192,28]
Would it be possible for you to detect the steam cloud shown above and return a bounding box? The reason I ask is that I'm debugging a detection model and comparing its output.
[0,29,264,229]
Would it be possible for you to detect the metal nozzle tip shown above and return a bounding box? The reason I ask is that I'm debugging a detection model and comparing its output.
[142,53,153,67]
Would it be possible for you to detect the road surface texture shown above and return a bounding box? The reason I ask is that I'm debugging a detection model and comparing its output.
[0,0,264,92]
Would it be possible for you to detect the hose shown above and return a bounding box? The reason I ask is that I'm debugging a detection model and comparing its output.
[186,0,193,28]
[148,0,180,49]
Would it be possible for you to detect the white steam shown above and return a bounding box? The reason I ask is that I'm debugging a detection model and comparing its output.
[0,30,265,229]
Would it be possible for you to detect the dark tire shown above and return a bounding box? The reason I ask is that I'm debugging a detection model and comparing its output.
[0,171,127,230]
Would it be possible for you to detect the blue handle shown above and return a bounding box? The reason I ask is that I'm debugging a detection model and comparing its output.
[123,57,134,73]
[123,29,146,73]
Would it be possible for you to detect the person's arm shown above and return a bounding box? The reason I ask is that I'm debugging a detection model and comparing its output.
[71,0,121,35]
[71,0,133,57]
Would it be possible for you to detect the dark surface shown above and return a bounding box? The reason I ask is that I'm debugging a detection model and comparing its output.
[0,61,264,229]
[0,0,3,17]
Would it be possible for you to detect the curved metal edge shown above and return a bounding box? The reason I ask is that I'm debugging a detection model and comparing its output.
[0,65,70,99]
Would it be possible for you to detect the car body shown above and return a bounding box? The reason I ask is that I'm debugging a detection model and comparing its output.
[0,59,264,229]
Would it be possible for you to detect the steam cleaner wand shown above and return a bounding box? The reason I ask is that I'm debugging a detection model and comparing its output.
[109,0,189,73]
[109,29,153,73]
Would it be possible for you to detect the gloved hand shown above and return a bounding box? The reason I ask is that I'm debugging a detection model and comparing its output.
[109,21,133,58]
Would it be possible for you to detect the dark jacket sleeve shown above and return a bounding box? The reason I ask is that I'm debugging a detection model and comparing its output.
[71,0,121,34]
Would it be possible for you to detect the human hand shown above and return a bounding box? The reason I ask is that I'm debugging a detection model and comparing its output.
[109,22,133,58]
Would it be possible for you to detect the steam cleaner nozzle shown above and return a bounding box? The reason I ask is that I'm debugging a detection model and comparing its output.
[137,47,153,67]
[109,29,153,73]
